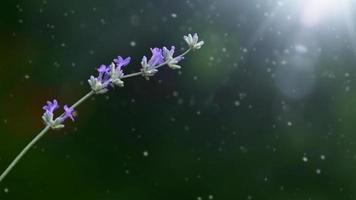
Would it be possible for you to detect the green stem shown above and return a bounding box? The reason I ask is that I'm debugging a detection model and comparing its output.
[122,72,142,79]
[70,91,94,109]
[0,125,51,183]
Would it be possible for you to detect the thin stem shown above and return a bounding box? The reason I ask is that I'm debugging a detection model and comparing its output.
[178,48,192,58]
[0,125,51,183]
[122,72,142,79]
[70,91,94,109]
[0,47,193,184]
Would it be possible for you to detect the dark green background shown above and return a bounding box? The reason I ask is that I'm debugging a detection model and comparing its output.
[1,0,356,199]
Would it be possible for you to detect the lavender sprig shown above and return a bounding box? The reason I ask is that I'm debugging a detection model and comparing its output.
[0,33,204,183]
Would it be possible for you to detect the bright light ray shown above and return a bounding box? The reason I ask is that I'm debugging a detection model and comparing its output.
[343,2,356,55]
[246,5,284,48]
[300,0,351,27]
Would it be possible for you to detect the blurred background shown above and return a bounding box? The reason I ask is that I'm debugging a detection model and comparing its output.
[0,0,356,199]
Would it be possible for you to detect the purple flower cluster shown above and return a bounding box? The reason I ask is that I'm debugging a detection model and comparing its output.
[88,56,131,94]
[140,48,164,79]
[42,99,74,129]
[140,46,183,79]
[162,46,184,69]
[110,56,131,87]
[42,99,59,115]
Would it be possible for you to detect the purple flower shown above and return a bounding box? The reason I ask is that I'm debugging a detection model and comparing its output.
[42,100,75,129]
[42,99,59,114]
[140,48,164,79]
[109,56,131,87]
[62,105,75,122]
[97,64,110,84]
[88,64,111,94]
[113,56,131,70]
[148,48,164,67]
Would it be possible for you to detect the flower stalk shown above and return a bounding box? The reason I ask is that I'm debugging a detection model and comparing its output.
[0,33,204,183]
